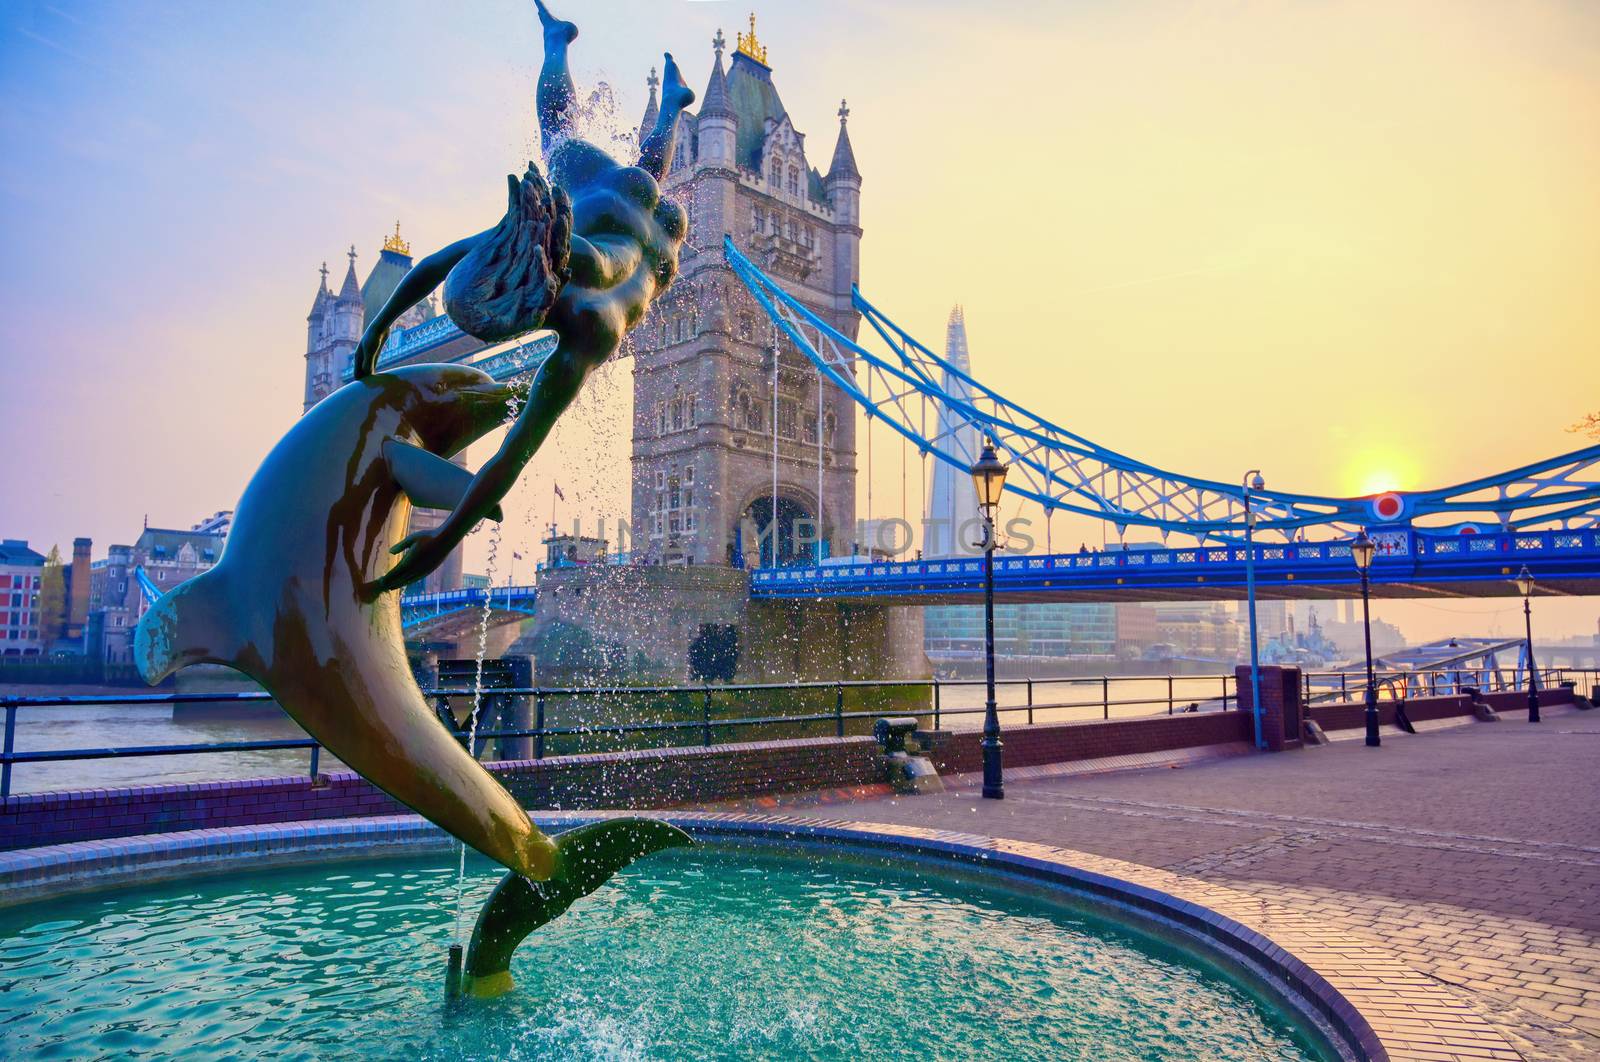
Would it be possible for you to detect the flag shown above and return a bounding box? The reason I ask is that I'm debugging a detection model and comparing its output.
[553,484,565,501]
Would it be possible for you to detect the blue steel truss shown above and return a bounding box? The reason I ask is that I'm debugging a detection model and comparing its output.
[725,237,1600,543]
[132,566,161,606]
[399,585,539,630]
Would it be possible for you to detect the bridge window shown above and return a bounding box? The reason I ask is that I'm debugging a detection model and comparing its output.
[738,314,754,341]
[657,403,667,435]
[768,155,782,185]
[803,413,818,444]
[753,207,765,233]
[823,410,837,444]
[787,166,799,195]
[777,398,797,439]
[686,396,697,426]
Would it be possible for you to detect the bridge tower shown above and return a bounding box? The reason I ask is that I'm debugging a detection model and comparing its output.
[630,19,863,566]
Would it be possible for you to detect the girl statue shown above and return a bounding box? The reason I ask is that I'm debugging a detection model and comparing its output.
[354,0,695,591]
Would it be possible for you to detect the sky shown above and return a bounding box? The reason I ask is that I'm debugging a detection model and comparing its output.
[1,0,1597,642]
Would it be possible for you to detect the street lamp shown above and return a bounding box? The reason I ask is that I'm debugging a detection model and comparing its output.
[1351,529,1380,747]
[1242,470,1266,749]
[970,439,1009,800]
[1516,566,1540,723]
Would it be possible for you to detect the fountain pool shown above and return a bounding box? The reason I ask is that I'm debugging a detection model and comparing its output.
[0,833,1338,1061]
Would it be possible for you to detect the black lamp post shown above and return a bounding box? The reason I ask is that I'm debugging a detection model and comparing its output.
[971,439,1009,800]
[1351,529,1380,748]
[1517,566,1540,723]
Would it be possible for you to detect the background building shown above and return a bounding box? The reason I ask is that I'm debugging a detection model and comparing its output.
[89,515,230,665]
[922,307,1117,665]
[0,540,45,656]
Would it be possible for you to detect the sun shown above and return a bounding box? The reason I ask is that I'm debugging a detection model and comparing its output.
[1358,470,1401,496]
[1341,448,1422,498]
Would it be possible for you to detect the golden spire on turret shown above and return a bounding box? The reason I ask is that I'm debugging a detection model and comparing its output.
[382,221,410,256]
[735,11,767,66]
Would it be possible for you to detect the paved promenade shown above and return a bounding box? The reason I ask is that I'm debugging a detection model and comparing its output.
[818,704,1600,1061]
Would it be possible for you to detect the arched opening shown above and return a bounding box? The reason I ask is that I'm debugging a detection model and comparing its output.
[739,495,823,568]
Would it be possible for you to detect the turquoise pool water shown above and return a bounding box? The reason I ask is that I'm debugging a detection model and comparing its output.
[0,846,1323,1060]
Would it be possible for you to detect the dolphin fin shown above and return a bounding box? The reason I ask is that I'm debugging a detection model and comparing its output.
[463,818,693,997]
[133,570,240,685]
[383,437,503,522]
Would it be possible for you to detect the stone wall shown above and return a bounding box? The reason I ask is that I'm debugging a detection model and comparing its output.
[526,562,928,684]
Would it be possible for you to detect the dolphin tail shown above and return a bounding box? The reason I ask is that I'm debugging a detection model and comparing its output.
[462,818,693,997]
[134,570,239,685]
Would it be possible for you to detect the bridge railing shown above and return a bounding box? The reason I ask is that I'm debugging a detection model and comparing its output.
[749,528,1600,595]
[3,667,1588,798]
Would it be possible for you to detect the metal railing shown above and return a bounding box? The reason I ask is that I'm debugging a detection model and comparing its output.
[0,674,1242,798]
[1302,666,1588,705]
[3,667,1588,798]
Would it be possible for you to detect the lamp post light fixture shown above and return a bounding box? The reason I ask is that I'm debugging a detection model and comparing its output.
[970,439,1009,800]
[1516,566,1540,723]
[1242,470,1266,749]
[1350,529,1380,747]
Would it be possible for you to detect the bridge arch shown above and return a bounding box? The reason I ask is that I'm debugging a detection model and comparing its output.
[733,485,834,567]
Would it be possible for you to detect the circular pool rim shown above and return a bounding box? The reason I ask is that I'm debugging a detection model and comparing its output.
[1,812,1392,1060]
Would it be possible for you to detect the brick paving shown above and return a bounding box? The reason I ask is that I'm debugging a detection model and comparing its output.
[802,703,1600,1060]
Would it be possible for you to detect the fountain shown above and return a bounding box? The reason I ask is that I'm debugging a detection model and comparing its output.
[131,0,700,996]
[0,5,1382,1058]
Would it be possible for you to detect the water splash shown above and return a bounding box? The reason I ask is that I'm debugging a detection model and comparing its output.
[451,352,532,947]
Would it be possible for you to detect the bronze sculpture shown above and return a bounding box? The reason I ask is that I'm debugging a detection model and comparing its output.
[134,0,696,990]
[357,0,696,592]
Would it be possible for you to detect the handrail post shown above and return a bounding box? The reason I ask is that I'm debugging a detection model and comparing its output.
[1,700,15,800]
[1027,678,1034,726]
[1103,676,1110,720]
[834,683,845,738]
[534,692,546,760]
[933,680,941,730]
[1168,676,1174,715]
[308,743,321,780]
[703,687,713,747]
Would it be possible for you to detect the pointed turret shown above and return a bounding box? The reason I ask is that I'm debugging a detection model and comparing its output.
[307,261,331,315]
[337,245,361,301]
[826,99,860,183]
[697,28,737,169]
[825,100,862,296]
[327,245,364,345]
[700,30,733,119]
[306,262,331,353]
[637,67,660,150]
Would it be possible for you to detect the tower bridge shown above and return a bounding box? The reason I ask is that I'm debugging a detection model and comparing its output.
[295,22,1599,672]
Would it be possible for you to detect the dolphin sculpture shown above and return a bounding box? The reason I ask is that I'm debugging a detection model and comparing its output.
[462,817,691,998]
[134,363,688,887]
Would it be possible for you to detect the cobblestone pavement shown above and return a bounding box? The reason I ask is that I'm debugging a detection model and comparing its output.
[829,704,1600,1060]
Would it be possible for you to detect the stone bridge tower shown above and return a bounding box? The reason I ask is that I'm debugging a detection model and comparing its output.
[630,17,863,567]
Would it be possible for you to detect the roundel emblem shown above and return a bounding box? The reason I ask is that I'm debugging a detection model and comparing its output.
[1370,493,1405,521]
